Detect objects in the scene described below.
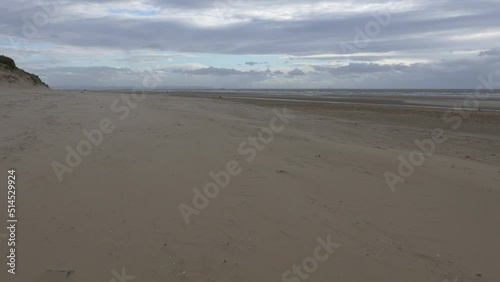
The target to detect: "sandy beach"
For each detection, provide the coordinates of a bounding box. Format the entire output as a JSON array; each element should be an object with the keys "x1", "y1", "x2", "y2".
[{"x1": 1, "y1": 88, "x2": 499, "y2": 282}]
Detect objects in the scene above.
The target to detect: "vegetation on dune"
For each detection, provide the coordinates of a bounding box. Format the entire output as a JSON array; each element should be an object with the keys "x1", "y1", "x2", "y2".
[
  {"x1": 25, "y1": 70, "x2": 49, "y2": 87},
  {"x1": 0, "y1": 55, "x2": 17, "y2": 70},
  {"x1": 0, "y1": 54, "x2": 49, "y2": 88}
]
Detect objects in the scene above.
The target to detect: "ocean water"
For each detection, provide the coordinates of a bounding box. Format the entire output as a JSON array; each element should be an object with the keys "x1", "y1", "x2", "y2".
[{"x1": 167, "y1": 89, "x2": 500, "y2": 98}]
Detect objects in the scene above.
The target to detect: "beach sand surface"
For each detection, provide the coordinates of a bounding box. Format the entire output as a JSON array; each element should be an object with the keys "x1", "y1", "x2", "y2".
[{"x1": 0, "y1": 88, "x2": 499, "y2": 282}]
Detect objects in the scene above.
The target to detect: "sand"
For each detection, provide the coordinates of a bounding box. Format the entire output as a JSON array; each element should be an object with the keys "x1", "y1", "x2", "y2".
[
  {"x1": 0, "y1": 88, "x2": 499, "y2": 282},
  {"x1": 0, "y1": 66, "x2": 49, "y2": 89}
]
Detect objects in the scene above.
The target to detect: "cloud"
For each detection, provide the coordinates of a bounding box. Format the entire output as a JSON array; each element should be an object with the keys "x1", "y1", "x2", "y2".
[
  {"x1": 1, "y1": 0, "x2": 499, "y2": 88},
  {"x1": 313, "y1": 63, "x2": 408, "y2": 75},
  {"x1": 36, "y1": 54, "x2": 500, "y2": 89},
  {"x1": 479, "y1": 48, "x2": 500, "y2": 57},
  {"x1": 309, "y1": 55, "x2": 500, "y2": 88},
  {"x1": 4, "y1": 0, "x2": 498, "y2": 55},
  {"x1": 173, "y1": 66, "x2": 265, "y2": 76},
  {"x1": 245, "y1": 61, "x2": 267, "y2": 66},
  {"x1": 108, "y1": 8, "x2": 160, "y2": 16},
  {"x1": 288, "y1": 69, "x2": 305, "y2": 76}
]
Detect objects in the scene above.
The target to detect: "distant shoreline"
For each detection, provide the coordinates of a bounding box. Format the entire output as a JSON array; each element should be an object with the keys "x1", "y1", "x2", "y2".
[
  {"x1": 52, "y1": 88, "x2": 500, "y2": 111},
  {"x1": 165, "y1": 90, "x2": 500, "y2": 112}
]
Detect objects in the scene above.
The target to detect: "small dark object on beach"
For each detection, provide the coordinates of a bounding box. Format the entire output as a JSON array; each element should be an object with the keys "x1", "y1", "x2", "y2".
[{"x1": 47, "y1": 269, "x2": 75, "y2": 278}]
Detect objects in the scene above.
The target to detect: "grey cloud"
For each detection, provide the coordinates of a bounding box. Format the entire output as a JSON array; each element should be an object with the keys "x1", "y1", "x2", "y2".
[
  {"x1": 245, "y1": 61, "x2": 267, "y2": 66},
  {"x1": 310, "y1": 56, "x2": 500, "y2": 88},
  {"x1": 173, "y1": 67, "x2": 265, "y2": 76},
  {"x1": 479, "y1": 48, "x2": 500, "y2": 57},
  {"x1": 3, "y1": 0, "x2": 499, "y2": 55},
  {"x1": 37, "y1": 54, "x2": 500, "y2": 89},
  {"x1": 288, "y1": 69, "x2": 305, "y2": 76},
  {"x1": 2, "y1": 0, "x2": 499, "y2": 88},
  {"x1": 313, "y1": 63, "x2": 408, "y2": 75}
]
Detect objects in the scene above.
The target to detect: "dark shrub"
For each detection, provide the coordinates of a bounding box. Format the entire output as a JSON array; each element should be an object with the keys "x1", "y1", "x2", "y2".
[{"x1": 0, "y1": 55, "x2": 17, "y2": 70}]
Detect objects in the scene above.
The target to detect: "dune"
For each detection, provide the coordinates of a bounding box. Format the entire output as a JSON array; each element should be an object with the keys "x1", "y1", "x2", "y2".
[{"x1": 0, "y1": 55, "x2": 49, "y2": 89}]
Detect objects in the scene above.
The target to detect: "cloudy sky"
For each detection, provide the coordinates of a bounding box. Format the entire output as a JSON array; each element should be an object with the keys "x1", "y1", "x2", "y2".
[{"x1": 1, "y1": 0, "x2": 499, "y2": 89}]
